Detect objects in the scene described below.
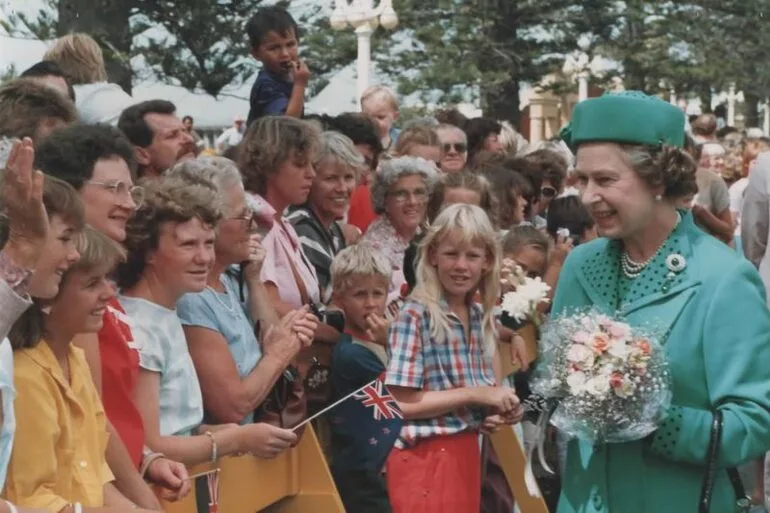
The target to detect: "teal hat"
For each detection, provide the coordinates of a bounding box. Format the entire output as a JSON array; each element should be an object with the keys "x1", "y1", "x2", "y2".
[{"x1": 560, "y1": 91, "x2": 685, "y2": 152}]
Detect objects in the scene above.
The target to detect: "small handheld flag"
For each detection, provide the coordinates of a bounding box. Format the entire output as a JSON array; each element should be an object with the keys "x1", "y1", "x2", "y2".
[
  {"x1": 292, "y1": 374, "x2": 402, "y2": 430},
  {"x1": 353, "y1": 378, "x2": 403, "y2": 420}
]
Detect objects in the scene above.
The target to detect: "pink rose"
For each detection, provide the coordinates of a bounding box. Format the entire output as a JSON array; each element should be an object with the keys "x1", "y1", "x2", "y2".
[
  {"x1": 634, "y1": 339, "x2": 652, "y2": 356},
  {"x1": 590, "y1": 333, "x2": 610, "y2": 354},
  {"x1": 609, "y1": 371, "x2": 624, "y2": 389}
]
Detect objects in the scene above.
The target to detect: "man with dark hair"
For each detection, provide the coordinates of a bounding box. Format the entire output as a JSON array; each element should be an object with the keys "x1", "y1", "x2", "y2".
[
  {"x1": 20, "y1": 60, "x2": 76, "y2": 102},
  {"x1": 181, "y1": 114, "x2": 204, "y2": 151},
  {"x1": 117, "y1": 99, "x2": 194, "y2": 178},
  {"x1": 0, "y1": 78, "x2": 77, "y2": 142},
  {"x1": 245, "y1": 5, "x2": 308, "y2": 123}
]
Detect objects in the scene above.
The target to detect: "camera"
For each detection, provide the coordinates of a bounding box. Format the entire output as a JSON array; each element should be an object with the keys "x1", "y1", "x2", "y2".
[
  {"x1": 557, "y1": 227, "x2": 581, "y2": 247},
  {"x1": 308, "y1": 302, "x2": 345, "y2": 333}
]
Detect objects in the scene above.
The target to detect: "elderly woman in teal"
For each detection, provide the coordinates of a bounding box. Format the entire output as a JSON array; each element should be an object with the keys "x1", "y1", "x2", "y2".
[{"x1": 552, "y1": 91, "x2": 770, "y2": 513}]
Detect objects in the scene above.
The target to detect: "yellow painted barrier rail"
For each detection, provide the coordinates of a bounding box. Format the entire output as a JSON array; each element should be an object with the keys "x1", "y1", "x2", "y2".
[
  {"x1": 490, "y1": 426, "x2": 550, "y2": 513},
  {"x1": 161, "y1": 425, "x2": 345, "y2": 513}
]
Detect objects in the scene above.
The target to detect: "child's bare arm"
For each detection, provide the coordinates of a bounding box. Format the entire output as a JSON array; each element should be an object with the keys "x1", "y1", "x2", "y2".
[{"x1": 389, "y1": 384, "x2": 518, "y2": 420}]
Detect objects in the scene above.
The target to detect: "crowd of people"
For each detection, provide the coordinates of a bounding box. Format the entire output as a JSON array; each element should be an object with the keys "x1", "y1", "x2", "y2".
[{"x1": 2, "y1": 4, "x2": 770, "y2": 513}]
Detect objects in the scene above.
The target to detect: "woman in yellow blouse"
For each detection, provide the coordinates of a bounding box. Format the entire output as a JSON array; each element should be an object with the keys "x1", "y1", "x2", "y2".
[{"x1": 6, "y1": 226, "x2": 157, "y2": 513}]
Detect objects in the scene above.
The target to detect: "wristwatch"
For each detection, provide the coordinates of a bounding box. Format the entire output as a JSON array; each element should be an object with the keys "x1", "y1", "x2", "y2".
[{"x1": 0, "y1": 250, "x2": 32, "y2": 298}]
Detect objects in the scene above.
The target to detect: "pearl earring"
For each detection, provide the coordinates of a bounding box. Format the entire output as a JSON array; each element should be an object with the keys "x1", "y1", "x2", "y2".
[{"x1": 655, "y1": 194, "x2": 663, "y2": 202}]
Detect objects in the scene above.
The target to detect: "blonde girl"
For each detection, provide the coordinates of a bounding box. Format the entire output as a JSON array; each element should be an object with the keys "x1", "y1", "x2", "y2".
[{"x1": 384, "y1": 203, "x2": 521, "y2": 513}]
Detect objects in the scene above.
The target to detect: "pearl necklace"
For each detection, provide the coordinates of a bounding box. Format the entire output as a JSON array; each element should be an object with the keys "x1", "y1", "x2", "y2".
[{"x1": 620, "y1": 213, "x2": 682, "y2": 279}]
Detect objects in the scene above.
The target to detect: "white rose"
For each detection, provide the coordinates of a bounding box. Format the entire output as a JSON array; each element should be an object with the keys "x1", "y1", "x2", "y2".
[
  {"x1": 566, "y1": 371, "x2": 587, "y2": 394},
  {"x1": 607, "y1": 340, "x2": 630, "y2": 360},
  {"x1": 584, "y1": 375, "x2": 611, "y2": 398}
]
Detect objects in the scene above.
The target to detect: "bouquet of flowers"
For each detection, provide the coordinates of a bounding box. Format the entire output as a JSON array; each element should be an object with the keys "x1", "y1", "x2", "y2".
[
  {"x1": 531, "y1": 309, "x2": 671, "y2": 443},
  {"x1": 499, "y1": 259, "x2": 550, "y2": 330}
]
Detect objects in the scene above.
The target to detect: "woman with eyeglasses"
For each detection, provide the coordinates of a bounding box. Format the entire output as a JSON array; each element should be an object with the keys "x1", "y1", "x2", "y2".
[
  {"x1": 362, "y1": 156, "x2": 439, "y2": 305},
  {"x1": 436, "y1": 124, "x2": 468, "y2": 173},
  {"x1": 168, "y1": 157, "x2": 317, "y2": 426},
  {"x1": 36, "y1": 125, "x2": 191, "y2": 507}
]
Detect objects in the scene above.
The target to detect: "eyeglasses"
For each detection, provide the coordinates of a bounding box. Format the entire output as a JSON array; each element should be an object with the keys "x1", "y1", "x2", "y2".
[
  {"x1": 85, "y1": 180, "x2": 144, "y2": 207},
  {"x1": 442, "y1": 142, "x2": 468, "y2": 154},
  {"x1": 541, "y1": 186, "x2": 558, "y2": 198},
  {"x1": 225, "y1": 210, "x2": 258, "y2": 230},
  {"x1": 388, "y1": 188, "x2": 428, "y2": 204}
]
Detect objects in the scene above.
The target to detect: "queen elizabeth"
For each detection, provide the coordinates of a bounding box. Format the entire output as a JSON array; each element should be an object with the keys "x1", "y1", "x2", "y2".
[{"x1": 552, "y1": 91, "x2": 770, "y2": 513}]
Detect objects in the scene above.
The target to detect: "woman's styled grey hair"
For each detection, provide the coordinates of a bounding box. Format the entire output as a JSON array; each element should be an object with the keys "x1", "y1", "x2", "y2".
[
  {"x1": 371, "y1": 156, "x2": 440, "y2": 214},
  {"x1": 315, "y1": 131, "x2": 366, "y2": 179},
  {"x1": 166, "y1": 156, "x2": 243, "y2": 214}
]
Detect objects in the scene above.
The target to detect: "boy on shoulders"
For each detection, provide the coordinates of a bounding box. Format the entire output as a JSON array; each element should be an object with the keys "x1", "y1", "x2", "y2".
[{"x1": 245, "y1": 6, "x2": 310, "y2": 124}]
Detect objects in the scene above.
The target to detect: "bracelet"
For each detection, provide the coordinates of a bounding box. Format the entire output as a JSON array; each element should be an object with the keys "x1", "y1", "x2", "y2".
[
  {"x1": 3, "y1": 501, "x2": 16, "y2": 513},
  {"x1": 139, "y1": 451, "x2": 166, "y2": 478},
  {"x1": 68, "y1": 503, "x2": 82, "y2": 513},
  {"x1": 204, "y1": 430, "x2": 217, "y2": 463}
]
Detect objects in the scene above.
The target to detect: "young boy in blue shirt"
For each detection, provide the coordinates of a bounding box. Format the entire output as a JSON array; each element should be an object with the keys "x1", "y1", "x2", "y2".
[
  {"x1": 245, "y1": 6, "x2": 310, "y2": 124},
  {"x1": 329, "y1": 244, "x2": 395, "y2": 513}
]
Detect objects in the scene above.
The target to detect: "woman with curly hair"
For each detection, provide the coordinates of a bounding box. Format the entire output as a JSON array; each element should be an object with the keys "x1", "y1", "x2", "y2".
[
  {"x1": 118, "y1": 174, "x2": 309, "y2": 466},
  {"x1": 362, "y1": 156, "x2": 439, "y2": 305}
]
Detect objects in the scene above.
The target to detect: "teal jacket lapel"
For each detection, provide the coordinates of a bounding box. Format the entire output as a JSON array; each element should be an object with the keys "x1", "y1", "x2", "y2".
[{"x1": 574, "y1": 212, "x2": 702, "y2": 341}]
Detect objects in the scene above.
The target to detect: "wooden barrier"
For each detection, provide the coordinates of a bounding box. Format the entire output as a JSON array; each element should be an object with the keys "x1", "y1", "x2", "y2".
[
  {"x1": 490, "y1": 426, "x2": 549, "y2": 513},
  {"x1": 161, "y1": 425, "x2": 344, "y2": 513}
]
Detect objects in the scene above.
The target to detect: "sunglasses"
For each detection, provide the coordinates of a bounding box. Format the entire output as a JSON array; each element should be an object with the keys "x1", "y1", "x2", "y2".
[
  {"x1": 442, "y1": 142, "x2": 468, "y2": 153},
  {"x1": 541, "y1": 186, "x2": 558, "y2": 198}
]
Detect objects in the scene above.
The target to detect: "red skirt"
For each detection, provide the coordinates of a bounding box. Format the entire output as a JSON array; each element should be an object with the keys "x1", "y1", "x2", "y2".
[{"x1": 386, "y1": 432, "x2": 480, "y2": 513}]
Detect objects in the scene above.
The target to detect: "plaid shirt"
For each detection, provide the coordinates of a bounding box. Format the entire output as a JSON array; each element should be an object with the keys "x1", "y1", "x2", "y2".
[{"x1": 385, "y1": 299, "x2": 495, "y2": 448}]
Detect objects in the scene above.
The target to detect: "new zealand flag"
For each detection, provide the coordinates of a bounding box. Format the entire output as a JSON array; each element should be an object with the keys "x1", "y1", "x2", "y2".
[{"x1": 329, "y1": 375, "x2": 403, "y2": 471}]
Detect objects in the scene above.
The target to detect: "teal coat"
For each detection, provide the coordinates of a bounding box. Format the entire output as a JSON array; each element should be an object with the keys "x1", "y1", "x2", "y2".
[{"x1": 552, "y1": 212, "x2": 770, "y2": 513}]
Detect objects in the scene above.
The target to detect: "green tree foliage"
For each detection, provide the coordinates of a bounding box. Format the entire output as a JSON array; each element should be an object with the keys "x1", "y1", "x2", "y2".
[
  {"x1": 4, "y1": 0, "x2": 770, "y2": 125},
  {"x1": 132, "y1": 0, "x2": 293, "y2": 97},
  {"x1": 1, "y1": 0, "x2": 288, "y2": 96},
  {"x1": 301, "y1": 0, "x2": 620, "y2": 125}
]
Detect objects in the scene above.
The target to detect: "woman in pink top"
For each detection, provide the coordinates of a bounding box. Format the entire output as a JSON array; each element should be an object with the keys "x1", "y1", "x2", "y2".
[{"x1": 239, "y1": 117, "x2": 339, "y2": 345}]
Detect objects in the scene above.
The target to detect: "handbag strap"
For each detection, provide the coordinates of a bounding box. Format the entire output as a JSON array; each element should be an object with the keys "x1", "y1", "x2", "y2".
[
  {"x1": 279, "y1": 228, "x2": 314, "y2": 306},
  {"x1": 699, "y1": 409, "x2": 752, "y2": 513}
]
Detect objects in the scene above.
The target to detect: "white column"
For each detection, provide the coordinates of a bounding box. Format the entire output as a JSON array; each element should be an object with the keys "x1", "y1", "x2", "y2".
[
  {"x1": 764, "y1": 99, "x2": 770, "y2": 136},
  {"x1": 577, "y1": 71, "x2": 589, "y2": 102},
  {"x1": 669, "y1": 89, "x2": 676, "y2": 106},
  {"x1": 727, "y1": 83, "x2": 737, "y2": 127},
  {"x1": 355, "y1": 23, "x2": 373, "y2": 110}
]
